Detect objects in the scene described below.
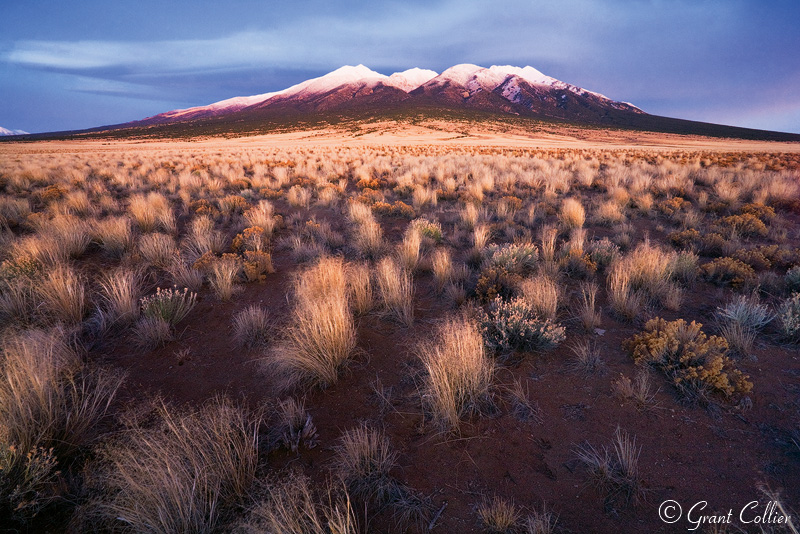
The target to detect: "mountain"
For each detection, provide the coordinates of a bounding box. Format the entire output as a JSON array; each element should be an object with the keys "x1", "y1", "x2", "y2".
[
  {"x1": 0, "y1": 126, "x2": 28, "y2": 136},
  {"x1": 24, "y1": 64, "x2": 800, "y2": 142},
  {"x1": 130, "y1": 63, "x2": 646, "y2": 128}
]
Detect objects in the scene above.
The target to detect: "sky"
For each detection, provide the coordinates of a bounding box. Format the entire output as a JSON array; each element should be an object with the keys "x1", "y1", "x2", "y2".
[{"x1": 1, "y1": 0, "x2": 799, "y2": 134}]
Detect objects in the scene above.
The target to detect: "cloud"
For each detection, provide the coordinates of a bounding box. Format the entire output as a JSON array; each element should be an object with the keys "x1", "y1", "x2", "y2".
[{"x1": 2, "y1": 0, "x2": 798, "y2": 132}]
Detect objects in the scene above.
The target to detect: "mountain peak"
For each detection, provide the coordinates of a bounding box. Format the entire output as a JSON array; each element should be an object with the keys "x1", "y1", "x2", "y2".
[{"x1": 0, "y1": 126, "x2": 28, "y2": 136}]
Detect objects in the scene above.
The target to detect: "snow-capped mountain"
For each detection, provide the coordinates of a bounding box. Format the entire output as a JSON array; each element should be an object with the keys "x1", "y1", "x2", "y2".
[
  {"x1": 134, "y1": 63, "x2": 642, "y2": 127},
  {"x1": 0, "y1": 126, "x2": 28, "y2": 136}
]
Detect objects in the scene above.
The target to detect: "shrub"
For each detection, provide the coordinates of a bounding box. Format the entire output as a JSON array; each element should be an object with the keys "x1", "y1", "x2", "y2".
[
  {"x1": 242, "y1": 250, "x2": 275, "y2": 282},
  {"x1": 475, "y1": 267, "x2": 521, "y2": 304},
  {"x1": 778, "y1": 293, "x2": 800, "y2": 342},
  {"x1": 416, "y1": 315, "x2": 494, "y2": 431},
  {"x1": 784, "y1": 266, "x2": 800, "y2": 293},
  {"x1": 480, "y1": 296, "x2": 565, "y2": 354},
  {"x1": 668, "y1": 228, "x2": 700, "y2": 250},
  {"x1": 484, "y1": 242, "x2": 538, "y2": 275},
  {"x1": 699, "y1": 232, "x2": 728, "y2": 257},
  {"x1": 701, "y1": 257, "x2": 756, "y2": 289},
  {"x1": 587, "y1": 237, "x2": 620, "y2": 270},
  {"x1": 623, "y1": 317, "x2": 752, "y2": 399},
  {"x1": 408, "y1": 217, "x2": 444, "y2": 243},
  {"x1": 732, "y1": 249, "x2": 772, "y2": 271},
  {"x1": 0, "y1": 444, "x2": 59, "y2": 522},
  {"x1": 140, "y1": 287, "x2": 197, "y2": 326},
  {"x1": 719, "y1": 213, "x2": 768, "y2": 238}
]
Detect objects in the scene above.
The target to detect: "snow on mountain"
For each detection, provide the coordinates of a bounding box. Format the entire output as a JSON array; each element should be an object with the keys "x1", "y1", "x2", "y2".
[
  {"x1": 278, "y1": 64, "x2": 388, "y2": 100},
  {"x1": 386, "y1": 68, "x2": 438, "y2": 91},
  {"x1": 140, "y1": 62, "x2": 641, "y2": 125},
  {"x1": 0, "y1": 126, "x2": 28, "y2": 136}
]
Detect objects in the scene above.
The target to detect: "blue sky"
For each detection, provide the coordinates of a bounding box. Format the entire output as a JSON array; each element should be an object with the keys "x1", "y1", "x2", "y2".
[{"x1": 2, "y1": 0, "x2": 799, "y2": 134}]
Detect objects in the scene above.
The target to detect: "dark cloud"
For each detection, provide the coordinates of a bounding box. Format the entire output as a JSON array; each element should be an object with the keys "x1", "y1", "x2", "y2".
[{"x1": 1, "y1": 0, "x2": 798, "y2": 133}]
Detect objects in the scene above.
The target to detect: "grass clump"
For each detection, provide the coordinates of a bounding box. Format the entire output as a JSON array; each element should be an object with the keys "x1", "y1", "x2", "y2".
[
  {"x1": 375, "y1": 257, "x2": 414, "y2": 327},
  {"x1": 95, "y1": 398, "x2": 261, "y2": 534},
  {"x1": 233, "y1": 305, "x2": 271, "y2": 348},
  {"x1": 575, "y1": 427, "x2": 643, "y2": 509},
  {"x1": 417, "y1": 315, "x2": 495, "y2": 432},
  {"x1": 624, "y1": 317, "x2": 752, "y2": 400},
  {"x1": 477, "y1": 496, "x2": 519, "y2": 533},
  {"x1": 269, "y1": 256, "x2": 356, "y2": 391},
  {"x1": 239, "y1": 474, "x2": 356, "y2": 534},
  {"x1": 0, "y1": 329, "x2": 121, "y2": 522},
  {"x1": 333, "y1": 424, "x2": 399, "y2": 505}
]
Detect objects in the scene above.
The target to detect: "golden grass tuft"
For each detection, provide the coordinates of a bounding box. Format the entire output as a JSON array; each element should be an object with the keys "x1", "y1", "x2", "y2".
[
  {"x1": 269, "y1": 257, "x2": 357, "y2": 391},
  {"x1": 416, "y1": 315, "x2": 494, "y2": 432}
]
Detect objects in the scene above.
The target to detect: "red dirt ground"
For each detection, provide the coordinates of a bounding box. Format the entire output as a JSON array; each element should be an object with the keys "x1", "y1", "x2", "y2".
[{"x1": 94, "y1": 197, "x2": 800, "y2": 534}]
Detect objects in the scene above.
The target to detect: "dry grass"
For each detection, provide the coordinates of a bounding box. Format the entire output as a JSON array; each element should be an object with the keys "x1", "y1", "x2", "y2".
[
  {"x1": 36, "y1": 264, "x2": 86, "y2": 324},
  {"x1": 138, "y1": 232, "x2": 177, "y2": 269},
  {"x1": 240, "y1": 474, "x2": 356, "y2": 534},
  {"x1": 210, "y1": 255, "x2": 243, "y2": 301},
  {"x1": 576, "y1": 281, "x2": 602, "y2": 331},
  {"x1": 375, "y1": 257, "x2": 414, "y2": 327},
  {"x1": 477, "y1": 496, "x2": 519, "y2": 534},
  {"x1": 397, "y1": 226, "x2": 422, "y2": 272},
  {"x1": 128, "y1": 192, "x2": 175, "y2": 233},
  {"x1": 519, "y1": 274, "x2": 560, "y2": 321},
  {"x1": 233, "y1": 305, "x2": 271, "y2": 348},
  {"x1": 575, "y1": 426, "x2": 643, "y2": 507},
  {"x1": 269, "y1": 257, "x2": 357, "y2": 391},
  {"x1": 96, "y1": 398, "x2": 261, "y2": 533},
  {"x1": 612, "y1": 371, "x2": 658, "y2": 409},
  {"x1": 346, "y1": 262, "x2": 373, "y2": 316},
  {"x1": 432, "y1": 248, "x2": 454, "y2": 292},
  {"x1": 416, "y1": 315, "x2": 494, "y2": 432},
  {"x1": 559, "y1": 197, "x2": 586, "y2": 229},
  {"x1": 333, "y1": 424, "x2": 399, "y2": 504},
  {"x1": 0, "y1": 329, "x2": 122, "y2": 459},
  {"x1": 98, "y1": 267, "x2": 142, "y2": 325},
  {"x1": 92, "y1": 216, "x2": 133, "y2": 257}
]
